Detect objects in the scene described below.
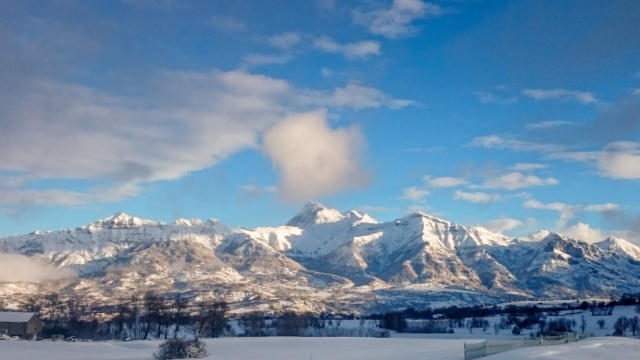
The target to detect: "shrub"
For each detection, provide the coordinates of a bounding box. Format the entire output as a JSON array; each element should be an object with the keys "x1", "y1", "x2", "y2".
[
  {"x1": 153, "y1": 339, "x2": 207, "y2": 360},
  {"x1": 512, "y1": 326, "x2": 521, "y2": 335}
]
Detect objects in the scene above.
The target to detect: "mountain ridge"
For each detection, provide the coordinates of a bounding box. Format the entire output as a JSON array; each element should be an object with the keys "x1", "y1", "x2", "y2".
[{"x1": 1, "y1": 203, "x2": 639, "y2": 313}]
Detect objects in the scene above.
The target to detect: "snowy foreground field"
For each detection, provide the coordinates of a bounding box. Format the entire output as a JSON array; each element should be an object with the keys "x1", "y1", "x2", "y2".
[{"x1": 0, "y1": 337, "x2": 638, "y2": 360}]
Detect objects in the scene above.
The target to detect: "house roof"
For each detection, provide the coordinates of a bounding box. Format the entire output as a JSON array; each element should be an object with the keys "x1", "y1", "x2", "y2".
[{"x1": 0, "y1": 311, "x2": 35, "y2": 323}]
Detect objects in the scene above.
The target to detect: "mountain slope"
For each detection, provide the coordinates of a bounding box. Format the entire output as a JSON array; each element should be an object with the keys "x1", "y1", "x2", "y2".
[{"x1": 1, "y1": 204, "x2": 639, "y2": 313}]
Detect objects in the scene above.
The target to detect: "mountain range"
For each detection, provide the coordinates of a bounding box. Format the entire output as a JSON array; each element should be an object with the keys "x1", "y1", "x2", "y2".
[{"x1": 1, "y1": 202, "x2": 639, "y2": 314}]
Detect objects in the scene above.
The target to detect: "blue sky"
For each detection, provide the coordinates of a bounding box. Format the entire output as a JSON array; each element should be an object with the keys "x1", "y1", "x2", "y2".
[{"x1": 1, "y1": 0, "x2": 640, "y2": 243}]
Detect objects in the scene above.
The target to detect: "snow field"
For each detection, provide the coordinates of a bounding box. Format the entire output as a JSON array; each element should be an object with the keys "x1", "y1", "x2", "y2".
[{"x1": 1, "y1": 336, "x2": 638, "y2": 360}]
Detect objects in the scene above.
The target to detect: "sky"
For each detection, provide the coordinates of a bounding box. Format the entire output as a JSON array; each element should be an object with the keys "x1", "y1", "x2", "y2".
[{"x1": 1, "y1": 0, "x2": 640, "y2": 243}]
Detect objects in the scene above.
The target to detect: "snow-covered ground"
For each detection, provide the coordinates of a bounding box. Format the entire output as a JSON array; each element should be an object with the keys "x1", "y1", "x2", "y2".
[
  {"x1": 485, "y1": 337, "x2": 640, "y2": 359},
  {"x1": 0, "y1": 337, "x2": 468, "y2": 360},
  {"x1": 1, "y1": 336, "x2": 638, "y2": 360}
]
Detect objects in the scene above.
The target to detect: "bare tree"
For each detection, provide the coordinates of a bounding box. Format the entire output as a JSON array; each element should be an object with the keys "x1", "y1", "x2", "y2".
[
  {"x1": 143, "y1": 292, "x2": 163, "y2": 340},
  {"x1": 243, "y1": 312, "x2": 265, "y2": 337},
  {"x1": 172, "y1": 296, "x2": 189, "y2": 338},
  {"x1": 629, "y1": 316, "x2": 639, "y2": 336}
]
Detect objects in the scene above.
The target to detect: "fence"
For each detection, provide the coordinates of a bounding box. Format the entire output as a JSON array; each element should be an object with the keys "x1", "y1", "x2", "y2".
[{"x1": 464, "y1": 333, "x2": 581, "y2": 360}]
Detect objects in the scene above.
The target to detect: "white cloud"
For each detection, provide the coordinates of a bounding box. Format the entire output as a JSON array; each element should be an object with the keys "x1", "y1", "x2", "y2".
[
  {"x1": 239, "y1": 184, "x2": 276, "y2": 199},
  {"x1": 0, "y1": 253, "x2": 75, "y2": 282},
  {"x1": 523, "y1": 199, "x2": 620, "y2": 229},
  {"x1": 483, "y1": 217, "x2": 523, "y2": 234},
  {"x1": 425, "y1": 176, "x2": 467, "y2": 188},
  {"x1": 483, "y1": 171, "x2": 558, "y2": 190},
  {"x1": 402, "y1": 186, "x2": 430, "y2": 202},
  {"x1": 522, "y1": 88, "x2": 597, "y2": 104},
  {"x1": 453, "y1": 190, "x2": 498, "y2": 204},
  {"x1": 551, "y1": 142, "x2": 640, "y2": 180},
  {"x1": 317, "y1": 81, "x2": 414, "y2": 110},
  {"x1": 523, "y1": 199, "x2": 575, "y2": 229},
  {"x1": 0, "y1": 70, "x2": 411, "y2": 208},
  {"x1": 207, "y1": 15, "x2": 247, "y2": 32},
  {"x1": 470, "y1": 135, "x2": 563, "y2": 153},
  {"x1": 512, "y1": 163, "x2": 548, "y2": 171},
  {"x1": 357, "y1": 205, "x2": 387, "y2": 213},
  {"x1": 262, "y1": 110, "x2": 368, "y2": 201},
  {"x1": 240, "y1": 53, "x2": 292, "y2": 68},
  {"x1": 353, "y1": 0, "x2": 442, "y2": 38},
  {"x1": 313, "y1": 37, "x2": 381, "y2": 59},
  {"x1": 526, "y1": 120, "x2": 574, "y2": 130},
  {"x1": 563, "y1": 222, "x2": 608, "y2": 243},
  {"x1": 475, "y1": 91, "x2": 518, "y2": 105},
  {"x1": 267, "y1": 32, "x2": 302, "y2": 49}
]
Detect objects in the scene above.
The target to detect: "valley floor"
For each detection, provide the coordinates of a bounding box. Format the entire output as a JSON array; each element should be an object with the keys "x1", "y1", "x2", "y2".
[{"x1": 0, "y1": 336, "x2": 638, "y2": 360}]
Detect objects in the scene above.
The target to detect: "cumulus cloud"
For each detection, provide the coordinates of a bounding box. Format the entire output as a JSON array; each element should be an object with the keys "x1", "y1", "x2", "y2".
[
  {"x1": 562, "y1": 222, "x2": 608, "y2": 243},
  {"x1": 0, "y1": 253, "x2": 75, "y2": 282},
  {"x1": 470, "y1": 135, "x2": 563, "y2": 153},
  {"x1": 551, "y1": 142, "x2": 640, "y2": 180},
  {"x1": 313, "y1": 37, "x2": 381, "y2": 59},
  {"x1": 425, "y1": 176, "x2": 467, "y2": 188},
  {"x1": 353, "y1": 0, "x2": 442, "y2": 38},
  {"x1": 483, "y1": 172, "x2": 558, "y2": 190},
  {"x1": 262, "y1": 110, "x2": 368, "y2": 201},
  {"x1": 483, "y1": 217, "x2": 523, "y2": 234},
  {"x1": 402, "y1": 186, "x2": 430, "y2": 202},
  {"x1": 453, "y1": 190, "x2": 498, "y2": 204},
  {"x1": 522, "y1": 88, "x2": 597, "y2": 104}
]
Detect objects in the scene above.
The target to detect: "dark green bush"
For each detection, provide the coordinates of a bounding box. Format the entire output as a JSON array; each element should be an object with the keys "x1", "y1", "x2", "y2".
[{"x1": 153, "y1": 339, "x2": 207, "y2": 360}]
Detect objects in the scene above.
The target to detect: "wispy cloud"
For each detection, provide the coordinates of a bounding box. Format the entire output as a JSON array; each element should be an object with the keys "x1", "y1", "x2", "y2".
[
  {"x1": 0, "y1": 69, "x2": 409, "y2": 208},
  {"x1": 511, "y1": 163, "x2": 547, "y2": 171},
  {"x1": 523, "y1": 199, "x2": 620, "y2": 229},
  {"x1": 240, "y1": 53, "x2": 292, "y2": 68},
  {"x1": 550, "y1": 141, "x2": 640, "y2": 180},
  {"x1": 470, "y1": 135, "x2": 563, "y2": 153},
  {"x1": 483, "y1": 172, "x2": 558, "y2": 190},
  {"x1": 522, "y1": 88, "x2": 597, "y2": 105},
  {"x1": 402, "y1": 186, "x2": 430, "y2": 202},
  {"x1": 425, "y1": 176, "x2": 467, "y2": 188},
  {"x1": 206, "y1": 15, "x2": 247, "y2": 32},
  {"x1": 353, "y1": 0, "x2": 442, "y2": 38},
  {"x1": 526, "y1": 120, "x2": 574, "y2": 130},
  {"x1": 474, "y1": 91, "x2": 518, "y2": 105},
  {"x1": 483, "y1": 217, "x2": 522, "y2": 234},
  {"x1": 313, "y1": 36, "x2": 381, "y2": 60},
  {"x1": 267, "y1": 32, "x2": 302, "y2": 50},
  {"x1": 453, "y1": 190, "x2": 498, "y2": 204},
  {"x1": 311, "y1": 81, "x2": 415, "y2": 110}
]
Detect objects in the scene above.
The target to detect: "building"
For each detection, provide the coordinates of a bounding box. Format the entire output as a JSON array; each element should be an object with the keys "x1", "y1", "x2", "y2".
[{"x1": 0, "y1": 312, "x2": 43, "y2": 339}]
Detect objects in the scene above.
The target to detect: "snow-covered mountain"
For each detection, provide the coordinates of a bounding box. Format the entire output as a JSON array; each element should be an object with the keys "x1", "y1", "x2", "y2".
[{"x1": 1, "y1": 203, "x2": 639, "y2": 313}]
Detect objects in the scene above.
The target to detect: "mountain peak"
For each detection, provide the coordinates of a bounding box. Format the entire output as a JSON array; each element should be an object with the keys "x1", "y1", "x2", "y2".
[
  {"x1": 597, "y1": 236, "x2": 640, "y2": 260},
  {"x1": 286, "y1": 202, "x2": 345, "y2": 227},
  {"x1": 173, "y1": 218, "x2": 204, "y2": 226},
  {"x1": 89, "y1": 212, "x2": 156, "y2": 229}
]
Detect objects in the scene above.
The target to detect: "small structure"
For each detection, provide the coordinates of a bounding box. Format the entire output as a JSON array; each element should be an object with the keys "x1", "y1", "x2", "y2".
[{"x1": 0, "y1": 312, "x2": 43, "y2": 339}]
